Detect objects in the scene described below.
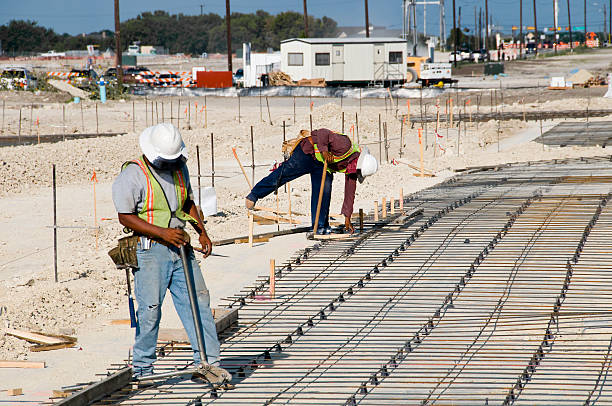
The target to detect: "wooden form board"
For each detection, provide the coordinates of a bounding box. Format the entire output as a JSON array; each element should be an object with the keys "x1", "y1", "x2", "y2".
[{"x1": 0, "y1": 360, "x2": 45, "y2": 368}]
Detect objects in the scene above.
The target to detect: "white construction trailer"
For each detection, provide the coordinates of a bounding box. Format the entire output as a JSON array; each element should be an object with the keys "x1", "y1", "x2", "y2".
[{"x1": 280, "y1": 37, "x2": 408, "y2": 87}]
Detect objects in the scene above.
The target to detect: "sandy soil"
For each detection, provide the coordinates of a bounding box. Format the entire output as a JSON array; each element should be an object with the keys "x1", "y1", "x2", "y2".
[{"x1": 1, "y1": 49, "x2": 612, "y2": 403}]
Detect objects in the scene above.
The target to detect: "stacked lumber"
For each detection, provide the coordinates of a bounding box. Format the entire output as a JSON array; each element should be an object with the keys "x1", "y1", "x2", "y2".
[
  {"x1": 268, "y1": 71, "x2": 296, "y2": 86},
  {"x1": 297, "y1": 78, "x2": 326, "y2": 87}
]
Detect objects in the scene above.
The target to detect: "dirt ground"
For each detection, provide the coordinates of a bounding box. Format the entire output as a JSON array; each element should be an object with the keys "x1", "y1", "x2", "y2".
[{"x1": 1, "y1": 48, "x2": 612, "y2": 403}]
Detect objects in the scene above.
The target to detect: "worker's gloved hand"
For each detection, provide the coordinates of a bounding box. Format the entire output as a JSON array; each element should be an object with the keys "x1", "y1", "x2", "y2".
[
  {"x1": 161, "y1": 228, "x2": 189, "y2": 247},
  {"x1": 199, "y1": 232, "x2": 213, "y2": 258},
  {"x1": 322, "y1": 151, "x2": 334, "y2": 164},
  {"x1": 344, "y1": 216, "x2": 355, "y2": 234}
]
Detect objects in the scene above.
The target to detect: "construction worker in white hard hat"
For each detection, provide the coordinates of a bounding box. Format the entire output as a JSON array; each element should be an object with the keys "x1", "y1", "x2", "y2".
[
  {"x1": 111, "y1": 123, "x2": 220, "y2": 380},
  {"x1": 245, "y1": 128, "x2": 378, "y2": 234}
]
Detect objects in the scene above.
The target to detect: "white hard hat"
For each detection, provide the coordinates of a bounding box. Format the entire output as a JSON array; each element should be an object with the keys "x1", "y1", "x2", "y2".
[
  {"x1": 356, "y1": 146, "x2": 378, "y2": 183},
  {"x1": 139, "y1": 123, "x2": 188, "y2": 163}
]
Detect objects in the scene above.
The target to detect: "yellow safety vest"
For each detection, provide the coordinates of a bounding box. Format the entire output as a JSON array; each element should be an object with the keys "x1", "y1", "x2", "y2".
[
  {"x1": 122, "y1": 156, "x2": 197, "y2": 228},
  {"x1": 313, "y1": 140, "x2": 361, "y2": 173}
]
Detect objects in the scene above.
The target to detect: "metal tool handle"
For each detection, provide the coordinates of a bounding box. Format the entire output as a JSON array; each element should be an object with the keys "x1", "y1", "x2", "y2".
[{"x1": 179, "y1": 244, "x2": 208, "y2": 365}]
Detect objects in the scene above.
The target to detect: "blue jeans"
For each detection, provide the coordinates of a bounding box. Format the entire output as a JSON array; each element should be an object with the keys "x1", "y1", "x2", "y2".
[
  {"x1": 247, "y1": 146, "x2": 332, "y2": 229},
  {"x1": 133, "y1": 242, "x2": 220, "y2": 376}
]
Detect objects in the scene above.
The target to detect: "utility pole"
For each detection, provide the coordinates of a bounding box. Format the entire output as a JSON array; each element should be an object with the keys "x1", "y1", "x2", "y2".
[
  {"x1": 412, "y1": 0, "x2": 417, "y2": 55},
  {"x1": 584, "y1": 0, "x2": 587, "y2": 39},
  {"x1": 553, "y1": 0, "x2": 558, "y2": 54},
  {"x1": 474, "y1": 6, "x2": 478, "y2": 51},
  {"x1": 114, "y1": 0, "x2": 122, "y2": 86},
  {"x1": 605, "y1": 4, "x2": 608, "y2": 44},
  {"x1": 485, "y1": 0, "x2": 489, "y2": 49},
  {"x1": 200, "y1": 3, "x2": 204, "y2": 15},
  {"x1": 365, "y1": 0, "x2": 370, "y2": 38},
  {"x1": 452, "y1": 0, "x2": 457, "y2": 66},
  {"x1": 533, "y1": 0, "x2": 538, "y2": 55},
  {"x1": 225, "y1": 0, "x2": 232, "y2": 72},
  {"x1": 519, "y1": 0, "x2": 523, "y2": 57},
  {"x1": 568, "y1": 0, "x2": 573, "y2": 49},
  {"x1": 479, "y1": 8, "x2": 482, "y2": 48},
  {"x1": 303, "y1": 0, "x2": 309, "y2": 37}
]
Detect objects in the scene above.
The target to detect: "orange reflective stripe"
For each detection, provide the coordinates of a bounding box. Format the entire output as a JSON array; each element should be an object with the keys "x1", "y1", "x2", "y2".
[
  {"x1": 131, "y1": 159, "x2": 154, "y2": 224},
  {"x1": 176, "y1": 169, "x2": 186, "y2": 201}
]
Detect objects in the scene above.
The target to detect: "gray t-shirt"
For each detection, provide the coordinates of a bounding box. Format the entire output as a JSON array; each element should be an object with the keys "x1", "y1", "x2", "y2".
[{"x1": 112, "y1": 162, "x2": 193, "y2": 228}]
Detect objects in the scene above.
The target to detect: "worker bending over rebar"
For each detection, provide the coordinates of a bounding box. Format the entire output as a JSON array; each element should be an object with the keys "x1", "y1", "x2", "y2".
[{"x1": 245, "y1": 128, "x2": 378, "y2": 235}]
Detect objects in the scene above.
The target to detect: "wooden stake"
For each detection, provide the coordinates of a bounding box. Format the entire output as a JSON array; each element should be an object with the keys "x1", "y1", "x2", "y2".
[
  {"x1": 238, "y1": 94, "x2": 241, "y2": 123},
  {"x1": 269, "y1": 259, "x2": 276, "y2": 299},
  {"x1": 250, "y1": 126, "x2": 255, "y2": 187},
  {"x1": 95, "y1": 103, "x2": 99, "y2": 136},
  {"x1": 399, "y1": 115, "x2": 404, "y2": 158},
  {"x1": 378, "y1": 114, "x2": 382, "y2": 161},
  {"x1": 91, "y1": 170, "x2": 98, "y2": 250},
  {"x1": 310, "y1": 114, "x2": 313, "y2": 132},
  {"x1": 359, "y1": 208, "x2": 364, "y2": 232},
  {"x1": 313, "y1": 161, "x2": 328, "y2": 235},
  {"x1": 383, "y1": 122, "x2": 389, "y2": 163},
  {"x1": 145, "y1": 98, "x2": 148, "y2": 126},
  {"x1": 449, "y1": 98, "x2": 453, "y2": 127},
  {"x1": 29, "y1": 104, "x2": 33, "y2": 136},
  {"x1": 211, "y1": 133, "x2": 215, "y2": 187},
  {"x1": 177, "y1": 99, "x2": 181, "y2": 129},
  {"x1": 342, "y1": 111, "x2": 345, "y2": 134},
  {"x1": 18, "y1": 107, "x2": 22, "y2": 142},
  {"x1": 196, "y1": 146, "x2": 202, "y2": 207},
  {"x1": 355, "y1": 112, "x2": 359, "y2": 143},
  {"x1": 62, "y1": 105, "x2": 65, "y2": 141},
  {"x1": 232, "y1": 147, "x2": 253, "y2": 189},
  {"x1": 131, "y1": 101, "x2": 135, "y2": 132},
  {"x1": 382, "y1": 197, "x2": 387, "y2": 218},
  {"x1": 293, "y1": 96, "x2": 296, "y2": 123},
  {"x1": 52, "y1": 164, "x2": 58, "y2": 283},
  {"x1": 399, "y1": 188, "x2": 404, "y2": 212},
  {"x1": 266, "y1": 96, "x2": 273, "y2": 125},
  {"x1": 188, "y1": 100, "x2": 191, "y2": 130},
  {"x1": 390, "y1": 197, "x2": 395, "y2": 214},
  {"x1": 418, "y1": 128, "x2": 424, "y2": 177},
  {"x1": 259, "y1": 88, "x2": 263, "y2": 122},
  {"x1": 1, "y1": 100, "x2": 4, "y2": 134}
]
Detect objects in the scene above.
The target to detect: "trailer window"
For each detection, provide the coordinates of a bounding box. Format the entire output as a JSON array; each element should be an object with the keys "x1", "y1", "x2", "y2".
[
  {"x1": 389, "y1": 52, "x2": 403, "y2": 64},
  {"x1": 288, "y1": 53, "x2": 304, "y2": 66},
  {"x1": 315, "y1": 53, "x2": 330, "y2": 66}
]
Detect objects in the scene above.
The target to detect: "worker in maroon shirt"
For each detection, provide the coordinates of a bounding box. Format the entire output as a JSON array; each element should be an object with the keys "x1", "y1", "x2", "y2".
[{"x1": 245, "y1": 128, "x2": 378, "y2": 235}]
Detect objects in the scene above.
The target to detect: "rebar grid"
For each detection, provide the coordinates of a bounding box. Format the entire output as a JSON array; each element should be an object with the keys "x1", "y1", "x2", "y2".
[{"x1": 66, "y1": 156, "x2": 612, "y2": 406}]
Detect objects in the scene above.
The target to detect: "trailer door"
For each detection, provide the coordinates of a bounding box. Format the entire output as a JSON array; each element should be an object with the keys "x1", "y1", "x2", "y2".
[
  {"x1": 373, "y1": 44, "x2": 385, "y2": 81},
  {"x1": 332, "y1": 44, "x2": 344, "y2": 81}
]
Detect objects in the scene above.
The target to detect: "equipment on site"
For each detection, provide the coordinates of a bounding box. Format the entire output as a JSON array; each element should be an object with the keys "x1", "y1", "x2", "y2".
[
  {"x1": 133, "y1": 239, "x2": 231, "y2": 386},
  {"x1": 125, "y1": 268, "x2": 137, "y2": 328},
  {"x1": 406, "y1": 57, "x2": 455, "y2": 87}
]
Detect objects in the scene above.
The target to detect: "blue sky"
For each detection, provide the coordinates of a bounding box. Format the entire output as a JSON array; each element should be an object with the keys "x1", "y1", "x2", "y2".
[{"x1": 0, "y1": 1, "x2": 609, "y2": 36}]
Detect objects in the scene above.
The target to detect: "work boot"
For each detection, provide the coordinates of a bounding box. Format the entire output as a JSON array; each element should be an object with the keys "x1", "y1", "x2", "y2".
[
  {"x1": 191, "y1": 372, "x2": 236, "y2": 390},
  {"x1": 132, "y1": 368, "x2": 156, "y2": 389}
]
